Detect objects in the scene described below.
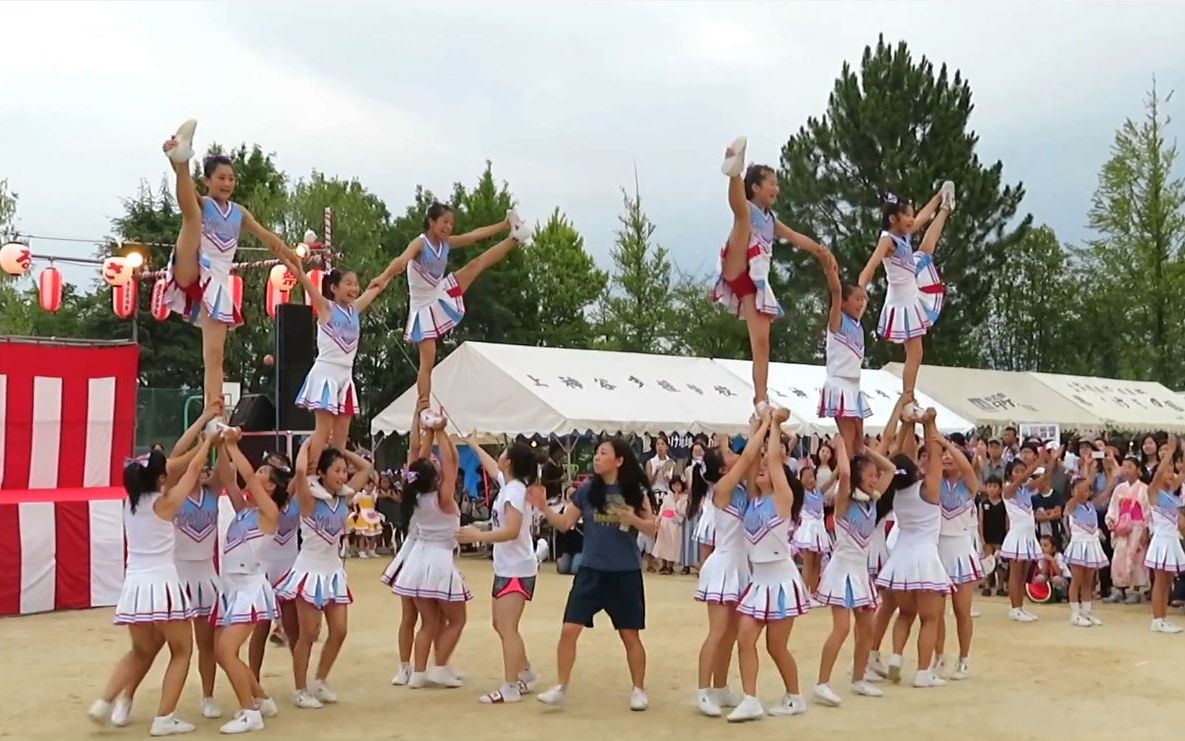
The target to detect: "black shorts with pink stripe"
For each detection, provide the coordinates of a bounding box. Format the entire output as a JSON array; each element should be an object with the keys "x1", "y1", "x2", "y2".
[{"x1": 492, "y1": 575, "x2": 537, "y2": 601}]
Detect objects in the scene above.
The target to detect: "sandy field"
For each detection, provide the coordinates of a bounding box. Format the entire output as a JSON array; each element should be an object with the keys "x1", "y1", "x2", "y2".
[{"x1": 3, "y1": 556, "x2": 1182, "y2": 741}]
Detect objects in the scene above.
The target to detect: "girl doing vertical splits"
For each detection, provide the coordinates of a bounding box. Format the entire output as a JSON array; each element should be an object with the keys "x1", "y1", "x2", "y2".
[
  {"x1": 813, "y1": 436, "x2": 896, "y2": 706},
  {"x1": 88, "y1": 419, "x2": 216, "y2": 735},
  {"x1": 858, "y1": 184, "x2": 953, "y2": 401},
  {"x1": 161, "y1": 121, "x2": 293, "y2": 406},
  {"x1": 1144, "y1": 436, "x2": 1185, "y2": 633},
  {"x1": 694, "y1": 417, "x2": 770, "y2": 718},
  {"x1": 275, "y1": 442, "x2": 372, "y2": 707},
  {"x1": 819, "y1": 252, "x2": 872, "y2": 455},
  {"x1": 714, "y1": 137, "x2": 831, "y2": 414},
  {"x1": 730, "y1": 412, "x2": 810, "y2": 722},
  {"x1": 376, "y1": 203, "x2": 534, "y2": 406}
]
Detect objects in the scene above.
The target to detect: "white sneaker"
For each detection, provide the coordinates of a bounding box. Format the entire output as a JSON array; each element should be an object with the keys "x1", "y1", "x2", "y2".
[
  {"x1": 448, "y1": 665, "x2": 467, "y2": 681},
  {"x1": 851, "y1": 680, "x2": 884, "y2": 697},
  {"x1": 1022, "y1": 608, "x2": 1040, "y2": 621},
  {"x1": 149, "y1": 714, "x2": 196, "y2": 736},
  {"x1": 511, "y1": 218, "x2": 534, "y2": 243},
  {"x1": 941, "y1": 180, "x2": 957, "y2": 211},
  {"x1": 970, "y1": 606, "x2": 982, "y2": 618},
  {"x1": 167, "y1": 120, "x2": 197, "y2": 164},
  {"x1": 812, "y1": 683, "x2": 842, "y2": 707},
  {"x1": 629, "y1": 687, "x2": 649, "y2": 711},
  {"x1": 721, "y1": 136, "x2": 748, "y2": 177},
  {"x1": 537, "y1": 685, "x2": 566, "y2": 706},
  {"x1": 391, "y1": 664, "x2": 411, "y2": 686},
  {"x1": 931, "y1": 654, "x2": 947, "y2": 676},
  {"x1": 201, "y1": 696, "x2": 223, "y2": 719},
  {"x1": 1071, "y1": 612, "x2": 1093, "y2": 627},
  {"x1": 506, "y1": 208, "x2": 524, "y2": 233},
  {"x1": 867, "y1": 656, "x2": 889, "y2": 679},
  {"x1": 293, "y1": 690, "x2": 323, "y2": 709},
  {"x1": 255, "y1": 697, "x2": 278, "y2": 718},
  {"x1": 1086, "y1": 612, "x2": 1103, "y2": 626},
  {"x1": 726, "y1": 695, "x2": 764, "y2": 722},
  {"x1": 407, "y1": 671, "x2": 429, "y2": 689},
  {"x1": 111, "y1": 697, "x2": 132, "y2": 727},
  {"x1": 767, "y1": 693, "x2": 807, "y2": 717},
  {"x1": 912, "y1": 670, "x2": 946, "y2": 688},
  {"x1": 713, "y1": 687, "x2": 743, "y2": 708},
  {"x1": 87, "y1": 699, "x2": 112, "y2": 726},
  {"x1": 862, "y1": 669, "x2": 883, "y2": 684},
  {"x1": 219, "y1": 709, "x2": 264, "y2": 735},
  {"x1": 886, "y1": 656, "x2": 903, "y2": 684},
  {"x1": 1009, "y1": 607, "x2": 1037, "y2": 623},
  {"x1": 950, "y1": 659, "x2": 970, "y2": 681},
  {"x1": 696, "y1": 689, "x2": 722, "y2": 717},
  {"x1": 1151, "y1": 618, "x2": 1184, "y2": 634},
  {"x1": 429, "y1": 665, "x2": 463, "y2": 688},
  {"x1": 310, "y1": 679, "x2": 337, "y2": 703},
  {"x1": 359, "y1": 551, "x2": 370, "y2": 559}
]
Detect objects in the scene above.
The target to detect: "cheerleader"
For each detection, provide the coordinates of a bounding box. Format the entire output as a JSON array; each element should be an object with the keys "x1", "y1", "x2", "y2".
[
  {"x1": 819, "y1": 251, "x2": 871, "y2": 455},
  {"x1": 932, "y1": 437, "x2": 982, "y2": 680},
  {"x1": 814, "y1": 437, "x2": 896, "y2": 706},
  {"x1": 729, "y1": 412, "x2": 810, "y2": 722},
  {"x1": 695, "y1": 434, "x2": 736, "y2": 561},
  {"x1": 715, "y1": 137, "x2": 831, "y2": 413},
  {"x1": 378, "y1": 202, "x2": 533, "y2": 406},
  {"x1": 248, "y1": 451, "x2": 300, "y2": 683},
  {"x1": 875, "y1": 407, "x2": 950, "y2": 688},
  {"x1": 392, "y1": 414, "x2": 472, "y2": 689},
  {"x1": 161, "y1": 121, "x2": 294, "y2": 406},
  {"x1": 289, "y1": 258, "x2": 397, "y2": 474},
  {"x1": 865, "y1": 402, "x2": 909, "y2": 681},
  {"x1": 694, "y1": 417, "x2": 770, "y2": 718},
  {"x1": 88, "y1": 426, "x2": 215, "y2": 735},
  {"x1": 857, "y1": 184, "x2": 953, "y2": 401},
  {"x1": 275, "y1": 441, "x2": 372, "y2": 707},
  {"x1": 210, "y1": 430, "x2": 293, "y2": 734},
  {"x1": 458, "y1": 441, "x2": 544, "y2": 704},
  {"x1": 1144, "y1": 435, "x2": 1185, "y2": 634},
  {"x1": 1000, "y1": 446, "x2": 1054, "y2": 623},
  {"x1": 792, "y1": 464, "x2": 833, "y2": 601},
  {"x1": 1064, "y1": 458, "x2": 1114, "y2": 628}
]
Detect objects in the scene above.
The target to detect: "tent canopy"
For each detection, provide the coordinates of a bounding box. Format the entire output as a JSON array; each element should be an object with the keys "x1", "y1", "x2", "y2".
[
  {"x1": 370, "y1": 342, "x2": 760, "y2": 439},
  {"x1": 715, "y1": 359, "x2": 974, "y2": 434},
  {"x1": 883, "y1": 363, "x2": 1104, "y2": 428},
  {"x1": 1029, "y1": 373, "x2": 1185, "y2": 432}
]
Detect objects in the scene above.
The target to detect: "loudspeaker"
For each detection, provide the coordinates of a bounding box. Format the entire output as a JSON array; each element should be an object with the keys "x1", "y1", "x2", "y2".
[
  {"x1": 229, "y1": 394, "x2": 276, "y2": 432},
  {"x1": 275, "y1": 303, "x2": 315, "y2": 431}
]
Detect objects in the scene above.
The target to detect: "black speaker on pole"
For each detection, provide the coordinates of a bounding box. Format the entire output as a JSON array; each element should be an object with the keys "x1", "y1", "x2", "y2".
[{"x1": 275, "y1": 303, "x2": 316, "y2": 431}]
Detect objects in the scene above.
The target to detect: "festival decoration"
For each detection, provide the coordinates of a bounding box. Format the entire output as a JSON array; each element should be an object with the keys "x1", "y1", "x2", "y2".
[
  {"x1": 305, "y1": 267, "x2": 325, "y2": 315},
  {"x1": 229, "y1": 274, "x2": 244, "y2": 314},
  {"x1": 101, "y1": 256, "x2": 133, "y2": 287},
  {"x1": 269, "y1": 263, "x2": 297, "y2": 292},
  {"x1": 150, "y1": 278, "x2": 170, "y2": 321},
  {"x1": 38, "y1": 267, "x2": 62, "y2": 312},
  {"x1": 112, "y1": 280, "x2": 137, "y2": 318},
  {"x1": 266, "y1": 283, "x2": 288, "y2": 319},
  {"x1": 1, "y1": 241, "x2": 32, "y2": 276}
]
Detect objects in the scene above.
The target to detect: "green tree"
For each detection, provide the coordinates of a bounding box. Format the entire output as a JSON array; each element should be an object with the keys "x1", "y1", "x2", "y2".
[
  {"x1": 0, "y1": 179, "x2": 31, "y2": 335},
  {"x1": 522, "y1": 209, "x2": 607, "y2": 348},
  {"x1": 777, "y1": 37, "x2": 1030, "y2": 368},
  {"x1": 595, "y1": 187, "x2": 675, "y2": 353},
  {"x1": 666, "y1": 269, "x2": 748, "y2": 359},
  {"x1": 1083, "y1": 83, "x2": 1185, "y2": 387}
]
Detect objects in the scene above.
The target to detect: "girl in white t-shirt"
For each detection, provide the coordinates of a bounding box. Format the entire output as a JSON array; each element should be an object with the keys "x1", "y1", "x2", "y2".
[{"x1": 460, "y1": 439, "x2": 543, "y2": 704}]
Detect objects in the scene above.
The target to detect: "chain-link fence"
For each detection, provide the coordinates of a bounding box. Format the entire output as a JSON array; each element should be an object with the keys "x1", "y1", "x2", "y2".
[{"x1": 135, "y1": 387, "x2": 202, "y2": 453}]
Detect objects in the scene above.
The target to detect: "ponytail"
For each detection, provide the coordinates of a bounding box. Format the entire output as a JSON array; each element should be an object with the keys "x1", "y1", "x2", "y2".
[{"x1": 123, "y1": 450, "x2": 167, "y2": 513}]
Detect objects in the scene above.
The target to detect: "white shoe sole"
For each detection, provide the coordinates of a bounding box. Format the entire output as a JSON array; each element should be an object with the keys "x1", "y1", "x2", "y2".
[
  {"x1": 721, "y1": 136, "x2": 747, "y2": 177},
  {"x1": 168, "y1": 119, "x2": 197, "y2": 164}
]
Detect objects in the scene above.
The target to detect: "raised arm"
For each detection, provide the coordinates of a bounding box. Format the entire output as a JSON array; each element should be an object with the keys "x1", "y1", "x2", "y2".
[
  {"x1": 435, "y1": 427, "x2": 459, "y2": 514},
  {"x1": 292, "y1": 439, "x2": 316, "y2": 516},
  {"x1": 941, "y1": 437, "x2": 981, "y2": 493},
  {"x1": 1150, "y1": 435, "x2": 1179, "y2": 493},
  {"x1": 862, "y1": 445, "x2": 898, "y2": 497},
  {"x1": 858, "y1": 235, "x2": 892, "y2": 288},
  {"x1": 352, "y1": 268, "x2": 395, "y2": 313},
  {"x1": 466, "y1": 432, "x2": 502, "y2": 484},
  {"x1": 156, "y1": 436, "x2": 214, "y2": 520},
  {"x1": 239, "y1": 207, "x2": 296, "y2": 259},
  {"x1": 824, "y1": 252, "x2": 843, "y2": 333},
  {"x1": 877, "y1": 397, "x2": 908, "y2": 456},
  {"x1": 280, "y1": 251, "x2": 332, "y2": 319},
  {"x1": 773, "y1": 221, "x2": 827, "y2": 259},
  {"x1": 224, "y1": 434, "x2": 279, "y2": 533},
  {"x1": 832, "y1": 435, "x2": 852, "y2": 517},
  {"x1": 766, "y1": 419, "x2": 795, "y2": 520},
  {"x1": 715, "y1": 417, "x2": 772, "y2": 506},
  {"x1": 341, "y1": 447, "x2": 374, "y2": 494},
  {"x1": 448, "y1": 216, "x2": 511, "y2": 249},
  {"x1": 213, "y1": 441, "x2": 247, "y2": 512},
  {"x1": 920, "y1": 410, "x2": 943, "y2": 504},
  {"x1": 167, "y1": 402, "x2": 222, "y2": 485}
]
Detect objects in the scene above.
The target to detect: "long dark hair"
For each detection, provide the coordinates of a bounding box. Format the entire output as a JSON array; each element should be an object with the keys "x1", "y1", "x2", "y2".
[
  {"x1": 588, "y1": 438, "x2": 650, "y2": 515},
  {"x1": 688, "y1": 447, "x2": 722, "y2": 520},
  {"x1": 785, "y1": 466, "x2": 805, "y2": 524},
  {"x1": 396, "y1": 458, "x2": 439, "y2": 528},
  {"x1": 505, "y1": 443, "x2": 540, "y2": 485},
  {"x1": 123, "y1": 450, "x2": 168, "y2": 513},
  {"x1": 876, "y1": 453, "x2": 920, "y2": 523}
]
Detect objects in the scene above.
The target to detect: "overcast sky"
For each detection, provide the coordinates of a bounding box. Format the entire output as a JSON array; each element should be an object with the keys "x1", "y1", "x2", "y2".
[{"x1": 2, "y1": 1, "x2": 1183, "y2": 291}]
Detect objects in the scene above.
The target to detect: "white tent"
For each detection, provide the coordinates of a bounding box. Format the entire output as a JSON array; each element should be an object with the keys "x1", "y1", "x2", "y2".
[
  {"x1": 370, "y1": 342, "x2": 759, "y2": 438},
  {"x1": 1029, "y1": 373, "x2": 1185, "y2": 432},
  {"x1": 715, "y1": 359, "x2": 975, "y2": 434}
]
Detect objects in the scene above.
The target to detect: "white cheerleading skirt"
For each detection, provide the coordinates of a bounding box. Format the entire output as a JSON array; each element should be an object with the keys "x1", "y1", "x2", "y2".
[
  {"x1": 817, "y1": 377, "x2": 873, "y2": 420},
  {"x1": 876, "y1": 253, "x2": 943, "y2": 343},
  {"x1": 938, "y1": 532, "x2": 983, "y2": 586},
  {"x1": 176, "y1": 559, "x2": 220, "y2": 618},
  {"x1": 261, "y1": 552, "x2": 297, "y2": 588},
  {"x1": 1065, "y1": 535, "x2": 1109, "y2": 569},
  {"x1": 710, "y1": 236, "x2": 783, "y2": 319},
  {"x1": 273, "y1": 558, "x2": 353, "y2": 609},
  {"x1": 694, "y1": 506, "x2": 717, "y2": 547},
  {"x1": 392, "y1": 542, "x2": 472, "y2": 602},
  {"x1": 694, "y1": 549, "x2": 749, "y2": 604},
  {"x1": 211, "y1": 572, "x2": 280, "y2": 627},
  {"x1": 875, "y1": 536, "x2": 951, "y2": 593},
  {"x1": 816, "y1": 554, "x2": 879, "y2": 610},
  {"x1": 1145, "y1": 532, "x2": 1185, "y2": 573},
  {"x1": 380, "y1": 537, "x2": 416, "y2": 588},
  {"x1": 1000, "y1": 523, "x2": 1041, "y2": 562},
  {"x1": 792, "y1": 515, "x2": 832, "y2": 554},
  {"x1": 165, "y1": 243, "x2": 242, "y2": 327},
  {"x1": 114, "y1": 565, "x2": 198, "y2": 625},
  {"x1": 736, "y1": 559, "x2": 810, "y2": 621},
  {"x1": 295, "y1": 360, "x2": 359, "y2": 415},
  {"x1": 867, "y1": 518, "x2": 898, "y2": 576},
  {"x1": 404, "y1": 274, "x2": 465, "y2": 343}
]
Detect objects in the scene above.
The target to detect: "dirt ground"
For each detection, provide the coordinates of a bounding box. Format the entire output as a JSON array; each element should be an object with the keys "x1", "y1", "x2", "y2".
[{"x1": 3, "y1": 556, "x2": 1182, "y2": 740}]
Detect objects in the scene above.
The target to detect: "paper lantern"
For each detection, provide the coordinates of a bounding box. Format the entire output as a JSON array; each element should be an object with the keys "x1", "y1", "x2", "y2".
[
  {"x1": 268, "y1": 263, "x2": 297, "y2": 292},
  {"x1": 228, "y1": 274, "x2": 243, "y2": 313},
  {"x1": 302, "y1": 229, "x2": 317, "y2": 246},
  {"x1": 113, "y1": 280, "x2": 137, "y2": 318},
  {"x1": 38, "y1": 267, "x2": 62, "y2": 312},
  {"x1": 266, "y1": 283, "x2": 288, "y2": 319},
  {"x1": 304, "y1": 268, "x2": 325, "y2": 315},
  {"x1": 102, "y1": 256, "x2": 132, "y2": 286},
  {"x1": 1, "y1": 242, "x2": 32, "y2": 276},
  {"x1": 150, "y1": 278, "x2": 170, "y2": 321}
]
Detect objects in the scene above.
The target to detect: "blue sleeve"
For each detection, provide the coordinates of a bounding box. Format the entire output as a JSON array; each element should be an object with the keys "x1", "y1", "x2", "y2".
[{"x1": 572, "y1": 482, "x2": 592, "y2": 513}]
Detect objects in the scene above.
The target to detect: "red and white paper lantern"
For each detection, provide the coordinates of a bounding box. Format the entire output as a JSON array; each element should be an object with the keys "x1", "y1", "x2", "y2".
[
  {"x1": 112, "y1": 280, "x2": 137, "y2": 318},
  {"x1": 265, "y1": 282, "x2": 288, "y2": 319},
  {"x1": 101, "y1": 256, "x2": 132, "y2": 287},
  {"x1": 1, "y1": 242, "x2": 33, "y2": 276},
  {"x1": 37, "y1": 267, "x2": 63, "y2": 312},
  {"x1": 150, "y1": 278, "x2": 170, "y2": 321},
  {"x1": 268, "y1": 263, "x2": 297, "y2": 292},
  {"x1": 228, "y1": 274, "x2": 244, "y2": 314},
  {"x1": 304, "y1": 268, "x2": 325, "y2": 315}
]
